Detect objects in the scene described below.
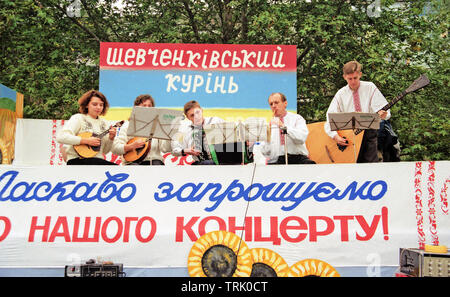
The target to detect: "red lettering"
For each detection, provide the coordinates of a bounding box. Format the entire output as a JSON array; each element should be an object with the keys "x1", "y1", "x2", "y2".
[
  {"x1": 254, "y1": 216, "x2": 281, "y2": 245},
  {"x1": 228, "y1": 217, "x2": 253, "y2": 242},
  {"x1": 176, "y1": 216, "x2": 200, "y2": 242},
  {"x1": 48, "y1": 216, "x2": 71, "y2": 242},
  {"x1": 28, "y1": 216, "x2": 157, "y2": 243},
  {"x1": 198, "y1": 216, "x2": 227, "y2": 236},
  {"x1": 355, "y1": 215, "x2": 381, "y2": 241},
  {"x1": 279, "y1": 216, "x2": 308, "y2": 243},
  {"x1": 135, "y1": 217, "x2": 157, "y2": 242},
  {"x1": 309, "y1": 216, "x2": 335, "y2": 242},
  {"x1": 123, "y1": 217, "x2": 139, "y2": 242},
  {"x1": 0, "y1": 216, "x2": 11, "y2": 242},
  {"x1": 333, "y1": 215, "x2": 354, "y2": 241},
  {"x1": 28, "y1": 216, "x2": 51, "y2": 242},
  {"x1": 72, "y1": 217, "x2": 101, "y2": 242},
  {"x1": 101, "y1": 216, "x2": 123, "y2": 243},
  {"x1": 175, "y1": 212, "x2": 389, "y2": 244}
]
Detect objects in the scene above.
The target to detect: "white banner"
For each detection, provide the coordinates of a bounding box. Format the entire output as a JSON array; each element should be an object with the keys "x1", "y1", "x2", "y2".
[{"x1": 0, "y1": 162, "x2": 448, "y2": 269}]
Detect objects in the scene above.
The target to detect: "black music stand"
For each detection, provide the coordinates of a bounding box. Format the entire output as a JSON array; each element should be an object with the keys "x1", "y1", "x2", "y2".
[
  {"x1": 203, "y1": 122, "x2": 244, "y2": 165},
  {"x1": 127, "y1": 106, "x2": 184, "y2": 140},
  {"x1": 328, "y1": 112, "x2": 380, "y2": 162},
  {"x1": 203, "y1": 119, "x2": 268, "y2": 165},
  {"x1": 241, "y1": 118, "x2": 269, "y2": 164}
]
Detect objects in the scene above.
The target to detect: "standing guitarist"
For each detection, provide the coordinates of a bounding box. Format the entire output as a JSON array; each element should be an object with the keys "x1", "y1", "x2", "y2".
[
  {"x1": 324, "y1": 61, "x2": 390, "y2": 163},
  {"x1": 56, "y1": 90, "x2": 118, "y2": 165},
  {"x1": 111, "y1": 94, "x2": 171, "y2": 165}
]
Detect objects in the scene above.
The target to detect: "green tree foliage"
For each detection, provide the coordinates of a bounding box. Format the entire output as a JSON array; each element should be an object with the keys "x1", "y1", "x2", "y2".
[{"x1": 0, "y1": 0, "x2": 448, "y2": 160}]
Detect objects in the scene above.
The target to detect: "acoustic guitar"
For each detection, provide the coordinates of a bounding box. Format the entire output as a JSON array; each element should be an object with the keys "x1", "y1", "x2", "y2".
[
  {"x1": 73, "y1": 121, "x2": 124, "y2": 158},
  {"x1": 123, "y1": 137, "x2": 151, "y2": 163},
  {"x1": 307, "y1": 74, "x2": 430, "y2": 164}
]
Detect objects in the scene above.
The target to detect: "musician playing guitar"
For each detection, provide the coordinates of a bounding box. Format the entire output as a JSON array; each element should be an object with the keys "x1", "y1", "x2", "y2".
[
  {"x1": 111, "y1": 94, "x2": 171, "y2": 165},
  {"x1": 324, "y1": 61, "x2": 390, "y2": 163},
  {"x1": 56, "y1": 90, "x2": 118, "y2": 165}
]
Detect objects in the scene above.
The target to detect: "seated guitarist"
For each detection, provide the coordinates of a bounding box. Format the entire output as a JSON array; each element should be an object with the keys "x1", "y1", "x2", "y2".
[
  {"x1": 56, "y1": 90, "x2": 118, "y2": 165},
  {"x1": 324, "y1": 60, "x2": 390, "y2": 163},
  {"x1": 171, "y1": 100, "x2": 224, "y2": 165},
  {"x1": 111, "y1": 94, "x2": 171, "y2": 165}
]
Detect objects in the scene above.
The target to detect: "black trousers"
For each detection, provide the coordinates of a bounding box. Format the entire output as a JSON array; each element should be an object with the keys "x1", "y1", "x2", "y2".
[
  {"x1": 357, "y1": 129, "x2": 379, "y2": 163},
  {"x1": 136, "y1": 160, "x2": 164, "y2": 165},
  {"x1": 192, "y1": 159, "x2": 215, "y2": 165},
  {"x1": 272, "y1": 154, "x2": 316, "y2": 165},
  {"x1": 67, "y1": 157, "x2": 118, "y2": 165}
]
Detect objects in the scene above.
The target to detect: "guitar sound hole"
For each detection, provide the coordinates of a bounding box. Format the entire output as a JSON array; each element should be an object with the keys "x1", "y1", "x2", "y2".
[
  {"x1": 337, "y1": 138, "x2": 348, "y2": 152},
  {"x1": 337, "y1": 144, "x2": 347, "y2": 152}
]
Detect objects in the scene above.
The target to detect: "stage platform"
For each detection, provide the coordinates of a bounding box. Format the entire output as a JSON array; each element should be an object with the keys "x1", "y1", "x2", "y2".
[
  {"x1": 0, "y1": 266, "x2": 398, "y2": 277},
  {"x1": 0, "y1": 162, "x2": 448, "y2": 277}
]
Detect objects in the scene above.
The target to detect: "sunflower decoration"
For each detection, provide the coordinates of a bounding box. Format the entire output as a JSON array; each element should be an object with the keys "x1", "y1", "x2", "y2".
[
  {"x1": 249, "y1": 248, "x2": 289, "y2": 277},
  {"x1": 288, "y1": 259, "x2": 340, "y2": 277},
  {"x1": 188, "y1": 230, "x2": 253, "y2": 277}
]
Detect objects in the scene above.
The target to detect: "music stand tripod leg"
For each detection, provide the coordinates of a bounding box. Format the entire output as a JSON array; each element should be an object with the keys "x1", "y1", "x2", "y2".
[
  {"x1": 350, "y1": 116, "x2": 357, "y2": 163},
  {"x1": 284, "y1": 132, "x2": 288, "y2": 165},
  {"x1": 241, "y1": 140, "x2": 245, "y2": 165},
  {"x1": 352, "y1": 129, "x2": 357, "y2": 163}
]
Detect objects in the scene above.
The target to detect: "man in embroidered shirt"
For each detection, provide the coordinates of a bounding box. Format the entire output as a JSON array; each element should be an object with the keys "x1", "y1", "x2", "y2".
[
  {"x1": 324, "y1": 60, "x2": 390, "y2": 163},
  {"x1": 171, "y1": 100, "x2": 224, "y2": 165},
  {"x1": 261, "y1": 92, "x2": 315, "y2": 164}
]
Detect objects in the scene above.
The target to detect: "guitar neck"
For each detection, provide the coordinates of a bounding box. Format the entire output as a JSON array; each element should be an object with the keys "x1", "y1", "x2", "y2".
[
  {"x1": 95, "y1": 130, "x2": 110, "y2": 139},
  {"x1": 352, "y1": 74, "x2": 429, "y2": 136},
  {"x1": 380, "y1": 91, "x2": 406, "y2": 111},
  {"x1": 94, "y1": 121, "x2": 124, "y2": 139}
]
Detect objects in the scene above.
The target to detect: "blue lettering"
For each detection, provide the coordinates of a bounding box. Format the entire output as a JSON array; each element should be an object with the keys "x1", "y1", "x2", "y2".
[
  {"x1": 0, "y1": 171, "x2": 19, "y2": 201},
  {"x1": 226, "y1": 179, "x2": 244, "y2": 201},
  {"x1": 33, "y1": 182, "x2": 52, "y2": 201},
  {"x1": 313, "y1": 182, "x2": 336, "y2": 201},
  {"x1": 260, "y1": 183, "x2": 281, "y2": 201},
  {"x1": 177, "y1": 182, "x2": 204, "y2": 201},
  {"x1": 54, "y1": 181, "x2": 78, "y2": 201},
  {"x1": 281, "y1": 182, "x2": 317, "y2": 211},
  {"x1": 71, "y1": 182, "x2": 98, "y2": 202},
  {"x1": 197, "y1": 183, "x2": 222, "y2": 202},
  {"x1": 367, "y1": 180, "x2": 387, "y2": 200},
  {"x1": 10, "y1": 181, "x2": 36, "y2": 201},
  {"x1": 115, "y1": 183, "x2": 136, "y2": 202},
  {"x1": 244, "y1": 183, "x2": 264, "y2": 202},
  {"x1": 154, "y1": 182, "x2": 175, "y2": 201},
  {"x1": 0, "y1": 170, "x2": 136, "y2": 203},
  {"x1": 153, "y1": 179, "x2": 389, "y2": 212}
]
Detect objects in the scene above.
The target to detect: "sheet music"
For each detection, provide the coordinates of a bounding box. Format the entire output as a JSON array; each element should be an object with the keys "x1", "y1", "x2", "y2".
[
  {"x1": 328, "y1": 112, "x2": 380, "y2": 131},
  {"x1": 203, "y1": 122, "x2": 239, "y2": 145},
  {"x1": 127, "y1": 106, "x2": 184, "y2": 140},
  {"x1": 242, "y1": 117, "x2": 269, "y2": 142},
  {"x1": 203, "y1": 118, "x2": 268, "y2": 145}
]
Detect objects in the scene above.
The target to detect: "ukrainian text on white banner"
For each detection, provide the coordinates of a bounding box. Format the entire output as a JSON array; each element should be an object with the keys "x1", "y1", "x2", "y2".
[{"x1": 0, "y1": 162, "x2": 448, "y2": 268}]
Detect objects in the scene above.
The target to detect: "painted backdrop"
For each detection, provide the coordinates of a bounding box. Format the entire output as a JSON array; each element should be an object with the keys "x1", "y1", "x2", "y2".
[{"x1": 99, "y1": 43, "x2": 297, "y2": 122}]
